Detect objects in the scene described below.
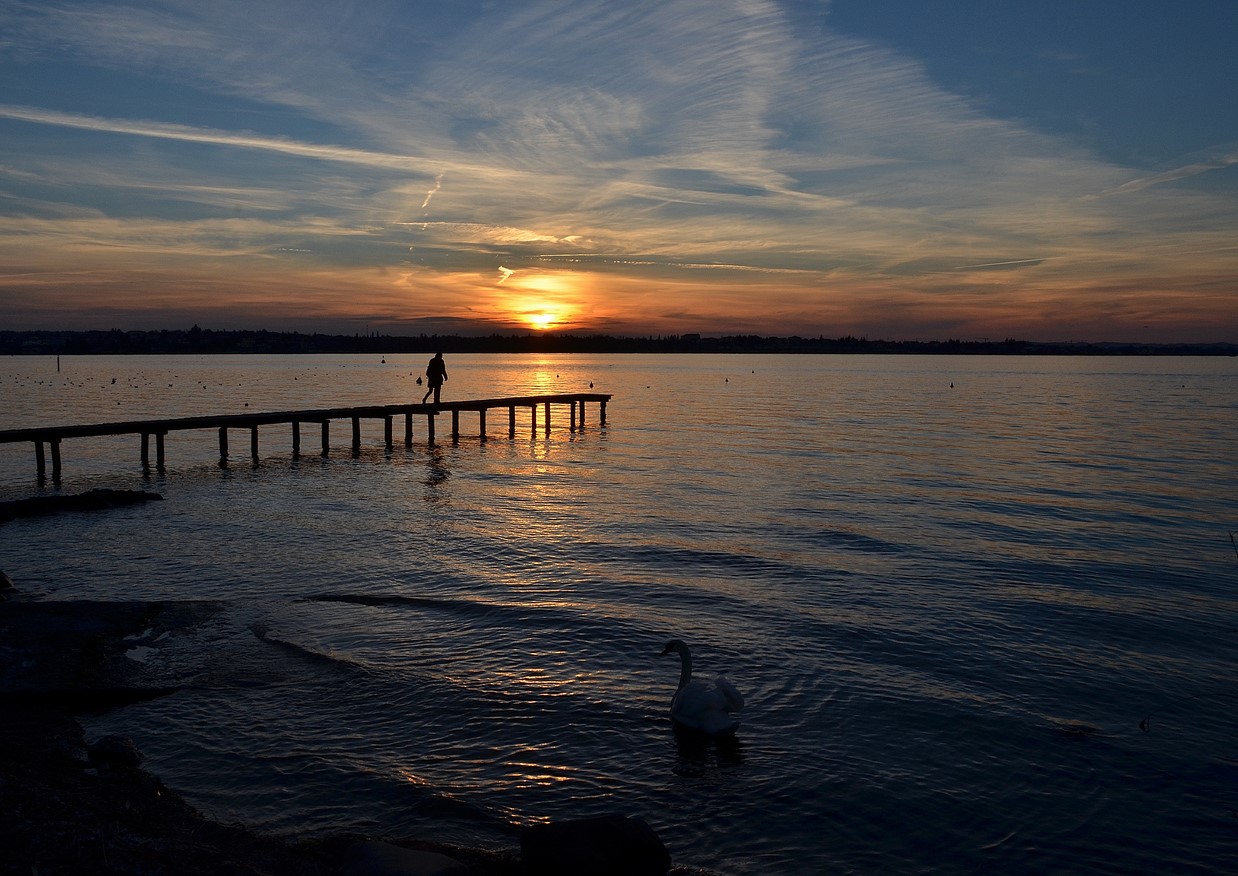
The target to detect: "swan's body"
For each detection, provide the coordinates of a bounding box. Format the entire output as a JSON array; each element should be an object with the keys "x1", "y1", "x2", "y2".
[{"x1": 659, "y1": 639, "x2": 744, "y2": 735}]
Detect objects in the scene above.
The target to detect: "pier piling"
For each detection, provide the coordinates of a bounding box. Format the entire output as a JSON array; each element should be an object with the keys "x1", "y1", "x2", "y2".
[{"x1": 1, "y1": 393, "x2": 611, "y2": 479}]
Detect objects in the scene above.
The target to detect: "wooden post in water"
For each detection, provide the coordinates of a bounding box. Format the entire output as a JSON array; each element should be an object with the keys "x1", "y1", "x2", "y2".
[{"x1": 0, "y1": 394, "x2": 611, "y2": 478}]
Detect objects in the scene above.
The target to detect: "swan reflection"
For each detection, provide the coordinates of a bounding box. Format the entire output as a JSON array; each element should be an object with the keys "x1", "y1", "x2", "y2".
[{"x1": 671, "y1": 722, "x2": 746, "y2": 776}]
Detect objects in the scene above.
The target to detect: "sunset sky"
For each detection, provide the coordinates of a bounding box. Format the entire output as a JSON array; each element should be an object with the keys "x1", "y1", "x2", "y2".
[{"x1": 2, "y1": 0, "x2": 1236, "y2": 342}]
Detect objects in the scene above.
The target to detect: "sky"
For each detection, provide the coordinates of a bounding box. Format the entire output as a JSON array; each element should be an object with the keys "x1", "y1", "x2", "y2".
[{"x1": 1, "y1": 0, "x2": 1236, "y2": 342}]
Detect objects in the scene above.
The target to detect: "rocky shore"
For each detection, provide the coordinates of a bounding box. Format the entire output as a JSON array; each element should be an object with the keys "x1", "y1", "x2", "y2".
[
  {"x1": 0, "y1": 582, "x2": 713, "y2": 876},
  {"x1": 0, "y1": 488, "x2": 164, "y2": 525}
]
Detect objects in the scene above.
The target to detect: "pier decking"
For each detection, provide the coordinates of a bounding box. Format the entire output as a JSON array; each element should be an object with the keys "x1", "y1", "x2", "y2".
[{"x1": 0, "y1": 393, "x2": 612, "y2": 482}]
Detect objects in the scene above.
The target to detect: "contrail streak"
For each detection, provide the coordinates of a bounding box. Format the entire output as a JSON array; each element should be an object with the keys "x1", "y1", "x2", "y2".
[
  {"x1": 954, "y1": 258, "x2": 1046, "y2": 270},
  {"x1": 0, "y1": 103, "x2": 422, "y2": 171},
  {"x1": 421, "y1": 174, "x2": 443, "y2": 209}
]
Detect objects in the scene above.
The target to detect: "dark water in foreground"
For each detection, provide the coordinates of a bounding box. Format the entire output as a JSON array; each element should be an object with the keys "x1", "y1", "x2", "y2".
[{"x1": 2, "y1": 353, "x2": 1237, "y2": 875}]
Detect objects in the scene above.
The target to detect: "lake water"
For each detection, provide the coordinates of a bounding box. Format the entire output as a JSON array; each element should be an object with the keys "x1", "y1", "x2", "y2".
[{"x1": 2, "y1": 353, "x2": 1237, "y2": 875}]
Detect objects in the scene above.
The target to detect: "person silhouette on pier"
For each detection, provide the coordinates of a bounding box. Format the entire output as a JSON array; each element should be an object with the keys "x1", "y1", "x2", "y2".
[{"x1": 422, "y1": 353, "x2": 448, "y2": 405}]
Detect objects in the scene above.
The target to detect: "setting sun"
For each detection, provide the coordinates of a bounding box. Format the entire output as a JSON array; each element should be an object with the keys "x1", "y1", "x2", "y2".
[
  {"x1": 526, "y1": 311, "x2": 561, "y2": 331},
  {"x1": 499, "y1": 270, "x2": 587, "y2": 332}
]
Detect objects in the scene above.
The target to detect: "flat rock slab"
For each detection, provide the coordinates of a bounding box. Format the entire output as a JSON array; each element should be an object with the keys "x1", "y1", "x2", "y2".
[
  {"x1": 340, "y1": 840, "x2": 469, "y2": 876},
  {"x1": 521, "y1": 815, "x2": 671, "y2": 876},
  {"x1": 0, "y1": 488, "x2": 163, "y2": 524},
  {"x1": 0, "y1": 599, "x2": 221, "y2": 711}
]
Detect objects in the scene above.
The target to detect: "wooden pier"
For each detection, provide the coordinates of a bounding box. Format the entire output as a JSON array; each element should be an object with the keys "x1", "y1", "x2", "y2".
[{"x1": 0, "y1": 393, "x2": 611, "y2": 482}]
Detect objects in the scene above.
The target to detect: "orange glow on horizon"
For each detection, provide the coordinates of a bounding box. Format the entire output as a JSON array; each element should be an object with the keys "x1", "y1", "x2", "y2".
[
  {"x1": 501, "y1": 269, "x2": 587, "y2": 332},
  {"x1": 6, "y1": 244, "x2": 1235, "y2": 342},
  {"x1": 525, "y1": 311, "x2": 561, "y2": 331}
]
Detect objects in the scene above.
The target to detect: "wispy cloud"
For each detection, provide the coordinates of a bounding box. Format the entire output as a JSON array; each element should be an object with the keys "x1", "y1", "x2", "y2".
[
  {"x1": 1099, "y1": 146, "x2": 1238, "y2": 197},
  {"x1": 0, "y1": 0, "x2": 1235, "y2": 340}
]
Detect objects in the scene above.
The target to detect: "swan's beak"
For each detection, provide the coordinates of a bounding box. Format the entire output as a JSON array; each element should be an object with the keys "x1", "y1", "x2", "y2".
[{"x1": 658, "y1": 644, "x2": 672, "y2": 657}]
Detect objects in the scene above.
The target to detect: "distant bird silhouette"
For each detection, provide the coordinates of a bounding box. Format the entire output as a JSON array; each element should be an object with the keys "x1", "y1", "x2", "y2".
[{"x1": 659, "y1": 639, "x2": 744, "y2": 735}]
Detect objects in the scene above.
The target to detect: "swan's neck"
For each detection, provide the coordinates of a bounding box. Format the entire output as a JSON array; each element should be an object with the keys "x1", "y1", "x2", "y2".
[{"x1": 677, "y1": 648, "x2": 693, "y2": 691}]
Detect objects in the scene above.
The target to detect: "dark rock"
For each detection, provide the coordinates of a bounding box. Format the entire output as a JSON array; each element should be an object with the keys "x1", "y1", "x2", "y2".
[
  {"x1": 0, "y1": 488, "x2": 163, "y2": 524},
  {"x1": 89, "y1": 733, "x2": 144, "y2": 769},
  {"x1": 339, "y1": 839, "x2": 469, "y2": 876},
  {"x1": 3, "y1": 686, "x2": 183, "y2": 713},
  {"x1": 521, "y1": 815, "x2": 670, "y2": 876},
  {"x1": 0, "y1": 599, "x2": 220, "y2": 712},
  {"x1": 1, "y1": 704, "x2": 326, "y2": 876}
]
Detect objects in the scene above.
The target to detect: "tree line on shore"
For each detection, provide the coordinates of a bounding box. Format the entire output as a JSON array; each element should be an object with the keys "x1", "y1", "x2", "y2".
[{"x1": 2, "y1": 327, "x2": 1234, "y2": 356}]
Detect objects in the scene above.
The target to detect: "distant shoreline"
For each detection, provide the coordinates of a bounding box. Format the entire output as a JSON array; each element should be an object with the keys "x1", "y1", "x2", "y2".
[{"x1": 3, "y1": 328, "x2": 1236, "y2": 357}]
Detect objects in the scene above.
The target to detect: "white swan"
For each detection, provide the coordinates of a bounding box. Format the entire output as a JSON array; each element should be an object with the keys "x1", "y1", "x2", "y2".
[{"x1": 659, "y1": 639, "x2": 744, "y2": 735}]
